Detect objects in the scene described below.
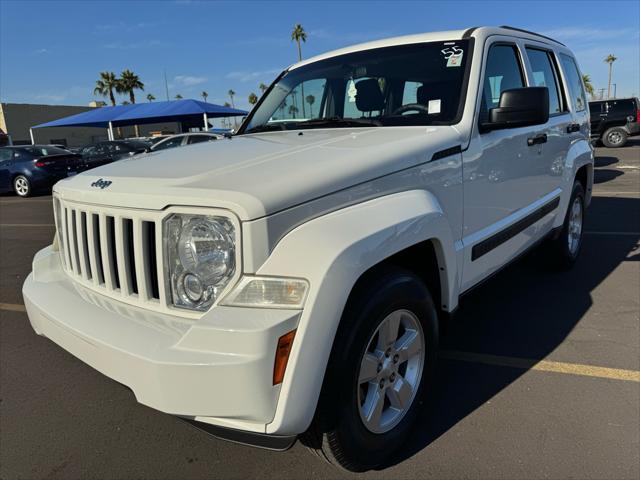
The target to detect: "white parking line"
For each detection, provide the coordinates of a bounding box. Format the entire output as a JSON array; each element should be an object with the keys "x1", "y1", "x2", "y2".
[{"x1": 584, "y1": 231, "x2": 640, "y2": 236}]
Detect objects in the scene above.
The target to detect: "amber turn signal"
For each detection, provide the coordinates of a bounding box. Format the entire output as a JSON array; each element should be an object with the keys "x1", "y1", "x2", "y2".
[{"x1": 273, "y1": 330, "x2": 296, "y2": 385}]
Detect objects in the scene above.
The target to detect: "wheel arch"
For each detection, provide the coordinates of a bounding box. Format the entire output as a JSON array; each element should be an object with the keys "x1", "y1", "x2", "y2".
[{"x1": 258, "y1": 190, "x2": 460, "y2": 435}]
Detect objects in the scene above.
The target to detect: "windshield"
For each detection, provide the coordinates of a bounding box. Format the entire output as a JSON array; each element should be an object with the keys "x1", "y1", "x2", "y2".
[{"x1": 240, "y1": 40, "x2": 471, "y2": 134}]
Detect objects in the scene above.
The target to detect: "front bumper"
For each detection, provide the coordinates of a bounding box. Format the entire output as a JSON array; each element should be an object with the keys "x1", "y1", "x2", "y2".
[{"x1": 23, "y1": 246, "x2": 301, "y2": 435}]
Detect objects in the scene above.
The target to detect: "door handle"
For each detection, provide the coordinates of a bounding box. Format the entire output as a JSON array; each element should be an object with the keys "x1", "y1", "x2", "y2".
[
  {"x1": 566, "y1": 123, "x2": 580, "y2": 133},
  {"x1": 527, "y1": 134, "x2": 547, "y2": 146}
]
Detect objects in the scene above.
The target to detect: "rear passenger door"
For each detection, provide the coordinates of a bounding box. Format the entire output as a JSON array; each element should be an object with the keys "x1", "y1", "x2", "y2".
[{"x1": 522, "y1": 45, "x2": 572, "y2": 194}]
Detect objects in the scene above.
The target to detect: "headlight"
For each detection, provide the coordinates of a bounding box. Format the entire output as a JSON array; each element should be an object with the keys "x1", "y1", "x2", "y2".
[{"x1": 163, "y1": 214, "x2": 236, "y2": 311}]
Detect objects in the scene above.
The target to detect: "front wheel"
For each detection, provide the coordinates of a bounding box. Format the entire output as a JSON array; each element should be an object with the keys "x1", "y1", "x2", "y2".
[
  {"x1": 301, "y1": 267, "x2": 438, "y2": 471},
  {"x1": 13, "y1": 175, "x2": 31, "y2": 197}
]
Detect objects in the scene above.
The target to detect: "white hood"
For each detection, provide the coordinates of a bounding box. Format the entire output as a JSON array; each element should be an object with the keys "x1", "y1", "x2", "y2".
[{"x1": 54, "y1": 127, "x2": 461, "y2": 220}]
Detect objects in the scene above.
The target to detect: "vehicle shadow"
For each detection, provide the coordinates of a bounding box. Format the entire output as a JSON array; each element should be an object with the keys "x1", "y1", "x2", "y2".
[
  {"x1": 594, "y1": 155, "x2": 618, "y2": 168},
  {"x1": 594, "y1": 169, "x2": 624, "y2": 184},
  {"x1": 385, "y1": 194, "x2": 640, "y2": 468}
]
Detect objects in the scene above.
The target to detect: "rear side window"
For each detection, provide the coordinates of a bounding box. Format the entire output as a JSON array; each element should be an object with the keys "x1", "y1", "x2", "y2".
[
  {"x1": 481, "y1": 44, "x2": 525, "y2": 122},
  {"x1": 559, "y1": 54, "x2": 587, "y2": 112},
  {"x1": 188, "y1": 135, "x2": 214, "y2": 145},
  {"x1": 589, "y1": 103, "x2": 602, "y2": 115},
  {"x1": 526, "y1": 48, "x2": 564, "y2": 115},
  {"x1": 608, "y1": 100, "x2": 635, "y2": 116}
]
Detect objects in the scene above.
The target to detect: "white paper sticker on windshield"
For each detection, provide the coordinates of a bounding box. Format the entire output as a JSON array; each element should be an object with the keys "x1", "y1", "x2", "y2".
[
  {"x1": 428, "y1": 99, "x2": 441, "y2": 114},
  {"x1": 347, "y1": 79, "x2": 357, "y2": 103},
  {"x1": 447, "y1": 51, "x2": 463, "y2": 67},
  {"x1": 442, "y1": 45, "x2": 464, "y2": 67}
]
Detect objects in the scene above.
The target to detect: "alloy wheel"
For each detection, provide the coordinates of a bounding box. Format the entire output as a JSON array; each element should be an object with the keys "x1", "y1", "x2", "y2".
[{"x1": 357, "y1": 309, "x2": 425, "y2": 434}]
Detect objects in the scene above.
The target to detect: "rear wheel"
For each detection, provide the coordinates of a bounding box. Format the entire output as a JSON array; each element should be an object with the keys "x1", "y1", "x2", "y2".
[
  {"x1": 13, "y1": 175, "x2": 31, "y2": 197},
  {"x1": 547, "y1": 181, "x2": 584, "y2": 269},
  {"x1": 602, "y1": 127, "x2": 628, "y2": 148},
  {"x1": 301, "y1": 267, "x2": 438, "y2": 471}
]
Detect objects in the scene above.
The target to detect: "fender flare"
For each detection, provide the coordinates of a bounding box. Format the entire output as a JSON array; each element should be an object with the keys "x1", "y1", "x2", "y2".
[
  {"x1": 555, "y1": 138, "x2": 593, "y2": 228},
  {"x1": 257, "y1": 190, "x2": 459, "y2": 435}
]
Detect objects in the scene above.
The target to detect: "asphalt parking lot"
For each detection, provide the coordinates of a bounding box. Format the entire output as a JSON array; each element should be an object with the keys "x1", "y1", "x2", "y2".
[{"x1": 1, "y1": 141, "x2": 638, "y2": 479}]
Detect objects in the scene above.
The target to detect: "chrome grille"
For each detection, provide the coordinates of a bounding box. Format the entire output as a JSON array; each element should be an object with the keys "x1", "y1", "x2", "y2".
[{"x1": 53, "y1": 197, "x2": 167, "y2": 310}]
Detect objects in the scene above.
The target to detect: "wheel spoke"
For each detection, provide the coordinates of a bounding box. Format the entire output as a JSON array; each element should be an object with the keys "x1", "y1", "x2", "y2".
[
  {"x1": 359, "y1": 353, "x2": 379, "y2": 384},
  {"x1": 387, "y1": 375, "x2": 413, "y2": 410},
  {"x1": 363, "y1": 388, "x2": 385, "y2": 429},
  {"x1": 395, "y1": 329, "x2": 421, "y2": 364},
  {"x1": 377, "y1": 311, "x2": 401, "y2": 348}
]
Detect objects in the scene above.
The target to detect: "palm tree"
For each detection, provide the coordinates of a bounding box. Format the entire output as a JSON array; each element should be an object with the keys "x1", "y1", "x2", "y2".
[
  {"x1": 201, "y1": 91, "x2": 208, "y2": 102},
  {"x1": 248, "y1": 92, "x2": 258, "y2": 106},
  {"x1": 223, "y1": 102, "x2": 232, "y2": 128},
  {"x1": 93, "y1": 71, "x2": 119, "y2": 106},
  {"x1": 291, "y1": 24, "x2": 307, "y2": 116},
  {"x1": 118, "y1": 69, "x2": 144, "y2": 104},
  {"x1": 175, "y1": 94, "x2": 183, "y2": 100},
  {"x1": 228, "y1": 89, "x2": 237, "y2": 127},
  {"x1": 122, "y1": 100, "x2": 130, "y2": 105},
  {"x1": 305, "y1": 94, "x2": 315, "y2": 117},
  {"x1": 259, "y1": 83, "x2": 268, "y2": 95},
  {"x1": 291, "y1": 24, "x2": 307, "y2": 62},
  {"x1": 94, "y1": 101, "x2": 107, "y2": 107},
  {"x1": 604, "y1": 54, "x2": 617, "y2": 98},
  {"x1": 581, "y1": 74, "x2": 595, "y2": 99},
  {"x1": 288, "y1": 105, "x2": 299, "y2": 118},
  {"x1": 146, "y1": 93, "x2": 156, "y2": 102}
]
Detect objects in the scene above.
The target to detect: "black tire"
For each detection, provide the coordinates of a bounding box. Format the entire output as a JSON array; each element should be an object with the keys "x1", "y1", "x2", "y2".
[
  {"x1": 13, "y1": 175, "x2": 32, "y2": 197},
  {"x1": 547, "y1": 181, "x2": 585, "y2": 270},
  {"x1": 601, "y1": 127, "x2": 628, "y2": 148},
  {"x1": 300, "y1": 267, "x2": 439, "y2": 472}
]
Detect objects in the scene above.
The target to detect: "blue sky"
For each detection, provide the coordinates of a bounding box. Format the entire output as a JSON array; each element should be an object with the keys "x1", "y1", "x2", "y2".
[{"x1": 1, "y1": 0, "x2": 638, "y2": 110}]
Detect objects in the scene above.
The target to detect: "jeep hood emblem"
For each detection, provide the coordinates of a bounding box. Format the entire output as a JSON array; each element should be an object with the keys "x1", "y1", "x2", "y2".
[{"x1": 91, "y1": 178, "x2": 113, "y2": 189}]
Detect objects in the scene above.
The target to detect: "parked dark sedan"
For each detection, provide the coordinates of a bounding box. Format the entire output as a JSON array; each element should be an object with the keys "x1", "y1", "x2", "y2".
[
  {"x1": 79, "y1": 140, "x2": 151, "y2": 169},
  {"x1": 0, "y1": 145, "x2": 85, "y2": 197}
]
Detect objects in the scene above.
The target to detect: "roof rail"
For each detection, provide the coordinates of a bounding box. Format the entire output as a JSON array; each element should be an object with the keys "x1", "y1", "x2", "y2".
[{"x1": 499, "y1": 26, "x2": 566, "y2": 46}]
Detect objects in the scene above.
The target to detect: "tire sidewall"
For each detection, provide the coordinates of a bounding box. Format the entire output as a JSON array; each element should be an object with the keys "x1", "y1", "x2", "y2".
[
  {"x1": 13, "y1": 175, "x2": 31, "y2": 197},
  {"x1": 559, "y1": 182, "x2": 585, "y2": 264},
  {"x1": 603, "y1": 127, "x2": 627, "y2": 148},
  {"x1": 325, "y1": 270, "x2": 438, "y2": 467}
]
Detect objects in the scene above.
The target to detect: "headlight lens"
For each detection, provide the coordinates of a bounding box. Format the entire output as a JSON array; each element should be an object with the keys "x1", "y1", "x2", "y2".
[{"x1": 164, "y1": 214, "x2": 236, "y2": 311}]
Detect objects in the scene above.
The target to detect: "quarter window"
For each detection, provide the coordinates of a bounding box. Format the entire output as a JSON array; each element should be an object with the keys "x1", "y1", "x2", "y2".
[
  {"x1": 481, "y1": 45, "x2": 525, "y2": 122},
  {"x1": 559, "y1": 54, "x2": 586, "y2": 112},
  {"x1": 526, "y1": 48, "x2": 564, "y2": 115}
]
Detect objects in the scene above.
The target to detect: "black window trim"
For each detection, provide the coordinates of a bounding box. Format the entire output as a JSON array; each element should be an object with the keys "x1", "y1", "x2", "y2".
[
  {"x1": 477, "y1": 41, "x2": 527, "y2": 133},
  {"x1": 558, "y1": 52, "x2": 587, "y2": 113},
  {"x1": 524, "y1": 45, "x2": 570, "y2": 118}
]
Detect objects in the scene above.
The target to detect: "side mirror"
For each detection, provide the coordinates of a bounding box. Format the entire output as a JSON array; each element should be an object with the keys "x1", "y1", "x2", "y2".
[{"x1": 481, "y1": 87, "x2": 549, "y2": 132}]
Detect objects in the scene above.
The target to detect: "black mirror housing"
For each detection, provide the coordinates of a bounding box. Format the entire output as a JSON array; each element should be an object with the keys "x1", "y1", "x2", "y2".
[{"x1": 481, "y1": 87, "x2": 549, "y2": 132}]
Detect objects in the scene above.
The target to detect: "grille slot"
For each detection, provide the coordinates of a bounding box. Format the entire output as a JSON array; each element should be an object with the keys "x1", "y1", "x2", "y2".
[{"x1": 55, "y1": 200, "x2": 164, "y2": 310}]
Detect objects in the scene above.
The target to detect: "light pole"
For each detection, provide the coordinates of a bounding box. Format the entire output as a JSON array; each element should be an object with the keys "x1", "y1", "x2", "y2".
[{"x1": 612, "y1": 84, "x2": 617, "y2": 99}]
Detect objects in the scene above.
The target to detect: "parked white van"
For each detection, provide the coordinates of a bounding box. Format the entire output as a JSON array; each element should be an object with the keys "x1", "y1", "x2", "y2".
[{"x1": 24, "y1": 26, "x2": 593, "y2": 471}]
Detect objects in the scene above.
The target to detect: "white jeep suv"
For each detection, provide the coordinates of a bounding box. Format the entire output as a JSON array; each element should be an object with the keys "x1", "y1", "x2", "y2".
[{"x1": 23, "y1": 26, "x2": 593, "y2": 471}]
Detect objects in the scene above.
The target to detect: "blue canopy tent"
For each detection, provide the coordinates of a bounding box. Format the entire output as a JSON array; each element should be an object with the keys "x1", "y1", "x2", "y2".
[{"x1": 31, "y1": 99, "x2": 248, "y2": 142}]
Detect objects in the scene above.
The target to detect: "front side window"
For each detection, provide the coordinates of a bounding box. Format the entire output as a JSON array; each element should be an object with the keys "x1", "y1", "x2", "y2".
[
  {"x1": 526, "y1": 48, "x2": 564, "y2": 115},
  {"x1": 241, "y1": 40, "x2": 471, "y2": 134},
  {"x1": 559, "y1": 54, "x2": 586, "y2": 112},
  {"x1": 153, "y1": 136, "x2": 184, "y2": 151},
  {"x1": 480, "y1": 44, "x2": 524, "y2": 122}
]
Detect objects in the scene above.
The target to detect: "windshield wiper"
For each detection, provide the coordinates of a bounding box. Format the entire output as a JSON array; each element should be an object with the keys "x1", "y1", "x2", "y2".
[{"x1": 297, "y1": 117, "x2": 382, "y2": 129}]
